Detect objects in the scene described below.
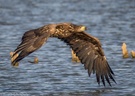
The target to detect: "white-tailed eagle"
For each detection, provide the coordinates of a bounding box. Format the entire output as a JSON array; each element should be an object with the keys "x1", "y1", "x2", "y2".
[{"x1": 11, "y1": 22, "x2": 116, "y2": 86}]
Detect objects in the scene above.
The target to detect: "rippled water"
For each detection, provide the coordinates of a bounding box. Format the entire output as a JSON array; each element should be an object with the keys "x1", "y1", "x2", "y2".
[{"x1": 0, "y1": 0, "x2": 135, "y2": 96}]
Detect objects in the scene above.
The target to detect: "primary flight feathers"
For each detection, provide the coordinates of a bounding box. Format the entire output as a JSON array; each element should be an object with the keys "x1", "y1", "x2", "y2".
[{"x1": 11, "y1": 22, "x2": 116, "y2": 86}]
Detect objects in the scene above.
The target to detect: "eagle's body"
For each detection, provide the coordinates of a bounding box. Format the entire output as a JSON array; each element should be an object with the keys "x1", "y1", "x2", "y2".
[{"x1": 11, "y1": 22, "x2": 116, "y2": 86}]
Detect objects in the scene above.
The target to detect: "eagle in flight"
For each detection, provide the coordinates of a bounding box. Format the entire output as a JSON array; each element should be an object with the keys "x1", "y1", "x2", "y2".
[{"x1": 11, "y1": 22, "x2": 116, "y2": 86}]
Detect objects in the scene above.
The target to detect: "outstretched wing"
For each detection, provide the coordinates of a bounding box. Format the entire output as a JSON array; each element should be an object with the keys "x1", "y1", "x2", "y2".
[
  {"x1": 11, "y1": 28, "x2": 50, "y2": 66},
  {"x1": 61, "y1": 32, "x2": 116, "y2": 86}
]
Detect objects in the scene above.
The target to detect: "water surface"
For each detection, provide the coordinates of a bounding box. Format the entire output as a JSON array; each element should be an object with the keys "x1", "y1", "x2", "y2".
[{"x1": 0, "y1": 0, "x2": 135, "y2": 96}]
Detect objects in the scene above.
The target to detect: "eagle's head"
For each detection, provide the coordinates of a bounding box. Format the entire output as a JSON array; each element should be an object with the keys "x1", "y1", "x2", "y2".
[
  {"x1": 45, "y1": 23, "x2": 87, "y2": 37},
  {"x1": 55, "y1": 22, "x2": 87, "y2": 33}
]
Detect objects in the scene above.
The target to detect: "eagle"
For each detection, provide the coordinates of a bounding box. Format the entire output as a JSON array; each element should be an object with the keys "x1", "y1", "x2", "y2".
[{"x1": 11, "y1": 22, "x2": 116, "y2": 86}]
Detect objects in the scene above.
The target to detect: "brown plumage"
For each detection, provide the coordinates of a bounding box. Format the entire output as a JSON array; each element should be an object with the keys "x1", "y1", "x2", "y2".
[{"x1": 11, "y1": 22, "x2": 116, "y2": 86}]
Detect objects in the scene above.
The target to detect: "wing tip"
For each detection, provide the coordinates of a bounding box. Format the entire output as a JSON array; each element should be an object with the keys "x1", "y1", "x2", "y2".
[
  {"x1": 10, "y1": 51, "x2": 19, "y2": 66},
  {"x1": 11, "y1": 61, "x2": 19, "y2": 67}
]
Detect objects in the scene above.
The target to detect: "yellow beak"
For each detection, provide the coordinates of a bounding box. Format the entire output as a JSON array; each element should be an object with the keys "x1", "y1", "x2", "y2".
[{"x1": 80, "y1": 26, "x2": 87, "y2": 32}]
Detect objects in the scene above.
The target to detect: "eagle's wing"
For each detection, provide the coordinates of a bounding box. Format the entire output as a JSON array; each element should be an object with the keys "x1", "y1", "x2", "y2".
[
  {"x1": 11, "y1": 28, "x2": 50, "y2": 66},
  {"x1": 61, "y1": 32, "x2": 116, "y2": 86}
]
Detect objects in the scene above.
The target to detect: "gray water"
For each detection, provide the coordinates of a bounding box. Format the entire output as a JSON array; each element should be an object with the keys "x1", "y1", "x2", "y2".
[{"x1": 0, "y1": 0, "x2": 135, "y2": 96}]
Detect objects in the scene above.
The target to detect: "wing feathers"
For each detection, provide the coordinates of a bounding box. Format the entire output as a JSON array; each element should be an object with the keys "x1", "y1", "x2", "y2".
[
  {"x1": 61, "y1": 32, "x2": 115, "y2": 86},
  {"x1": 11, "y1": 29, "x2": 50, "y2": 66}
]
